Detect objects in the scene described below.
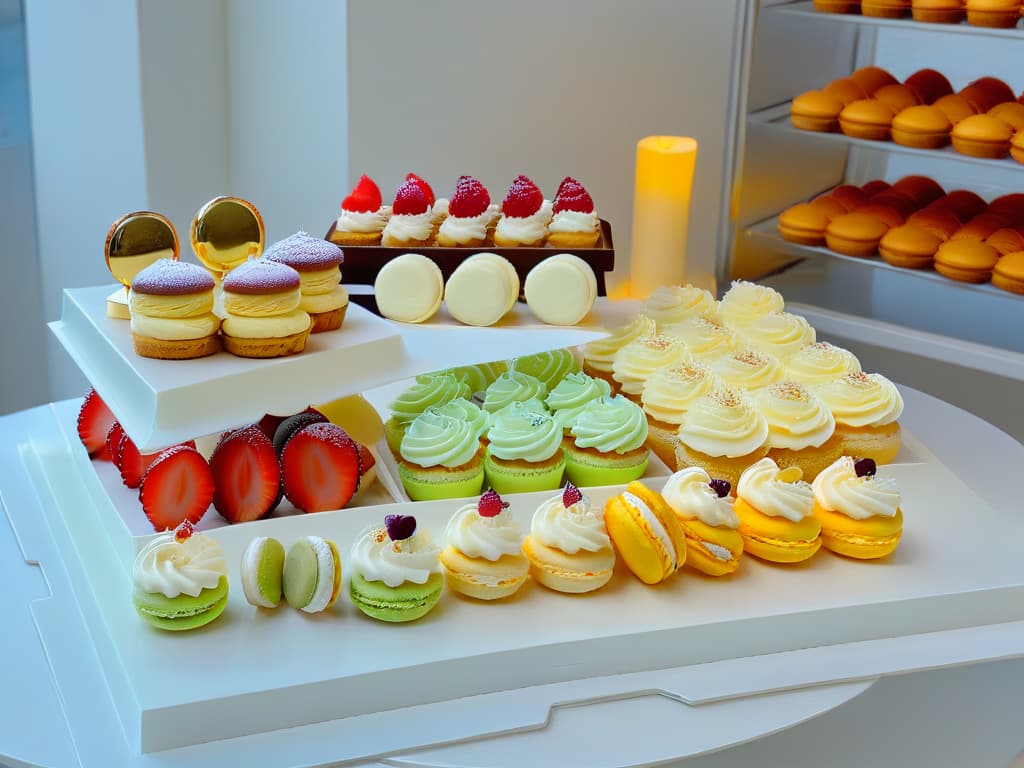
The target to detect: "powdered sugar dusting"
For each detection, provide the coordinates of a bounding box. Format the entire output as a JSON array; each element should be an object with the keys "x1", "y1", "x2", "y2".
[
  {"x1": 223, "y1": 258, "x2": 300, "y2": 294},
  {"x1": 132, "y1": 258, "x2": 215, "y2": 295},
  {"x1": 264, "y1": 231, "x2": 344, "y2": 271}
]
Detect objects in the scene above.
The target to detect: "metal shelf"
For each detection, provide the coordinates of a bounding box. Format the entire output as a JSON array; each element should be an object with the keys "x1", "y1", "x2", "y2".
[
  {"x1": 748, "y1": 102, "x2": 1024, "y2": 172},
  {"x1": 771, "y1": 1, "x2": 1024, "y2": 40}
]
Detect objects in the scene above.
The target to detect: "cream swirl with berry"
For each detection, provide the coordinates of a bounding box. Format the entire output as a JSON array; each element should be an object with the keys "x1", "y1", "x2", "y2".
[
  {"x1": 438, "y1": 176, "x2": 492, "y2": 244},
  {"x1": 612, "y1": 333, "x2": 687, "y2": 395},
  {"x1": 786, "y1": 342, "x2": 862, "y2": 386},
  {"x1": 642, "y1": 285, "x2": 716, "y2": 327},
  {"x1": 717, "y1": 281, "x2": 785, "y2": 327},
  {"x1": 336, "y1": 174, "x2": 388, "y2": 234},
  {"x1": 812, "y1": 457, "x2": 901, "y2": 520},
  {"x1": 737, "y1": 458, "x2": 814, "y2": 522},
  {"x1": 548, "y1": 209, "x2": 598, "y2": 234},
  {"x1": 351, "y1": 515, "x2": 440, "y2": 587},
  {"x1": 640, "y1": 359, "x2": 718, "y2": 425},
  {"x1": 382, "y1": 178, "x2": 434, "y2": 243},
  {"x1": 132, "y1": 526, "x2": 226, "y2": 599},
  {"x1": 531, "y1": 484, "x2": 610, "y2": 553},
  {"x1": 495, "y1": 176, "x2": 550, "y2": 244},
  {"x1": 583, "y1": 314, "x2": 656, "y2": 372},
  {"x1": 570, "y1": 395, "x2": 648, "y2": 454},
  {"x1": 662, "y1": 468, "x2": 739, "y2": 528},
  {"x1": 400, "y1": 410, "x2": 480, "y2": 468},
  {"x1": 487, "y1": 402, "x2": 563, "y2": 462},
  {"x1": 677, "y1": 389, "x2": 769, "y2": 458},
  {"x1": 814, "y1": 372, "x2": 904, "y2": 427},
  {"x1": 755, "y1": 381, "x2": 836, "y2": 450},
  {"x1": 445, "y1": 491, "x2": 524, "y2": 561}
]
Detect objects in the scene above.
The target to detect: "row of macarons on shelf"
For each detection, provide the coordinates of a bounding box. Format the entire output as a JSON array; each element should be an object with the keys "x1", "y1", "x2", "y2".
[
  {"x1": 777, "y1": 176, "x2": 1024, "y2": 291},
  {"x1": 328, "y1": 172, "x2": 603, "y2": 250},
  {"x1": 790, "y1": 67, "x2": 1024, "y2": 161},
  {"x1": 812, "y1": 0, "x2": 1024, "y2": 26},
  {"x1": 382, "y1": 282, "x2": 904, "y2": 502},
  {"x1": 134, "y1": 452, "x2": 905, "y2": 632}
]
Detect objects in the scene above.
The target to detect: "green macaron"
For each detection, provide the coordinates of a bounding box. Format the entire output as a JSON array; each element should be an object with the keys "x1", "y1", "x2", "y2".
[
  {"x1": 283, "y1": 536, "x2": 342, "y2": 613},
  {"x1": 134, "y1": 576, "x2": 229, "y2": 631},
  {"x1": 349, "y1": 572, "x2": 443, "y2": 623},
  {"x1": 241, "y1": 537, "x2": 286, "y2": 608}
]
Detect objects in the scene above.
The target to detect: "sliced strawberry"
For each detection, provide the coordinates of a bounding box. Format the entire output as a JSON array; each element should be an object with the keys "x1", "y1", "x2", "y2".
[
  {"x1": 281, "y1": 423, "x2": 360, "y2": 513},
  {"x1": 209, "y1": 425, "x2": 281, "y2": 523},
  {"x1": 406, "y1": 173, "x2": 435, "y2": 207},
  {"x1": 501, "y1": 175, "x2": 543, "y2": 218},
  {"x1": 448, "y1": 176, "x2": 490, "y2": 218},
  {"x1": 77, "y1": 388, "x2": 117, "y2": 459},
  {"x1": 120, "y1": 435, "x2": 196, "y2": 489},
  {"x1": 392, "y1": 178, "x2": 429, "y2": 216},
  {"x1": 341, "y1": 174, "x2": 382, "y2": 213},
  {"x1": 356, "y1": 443, "x2": 375, "y2": 477},
  {"x1": 272, "y1": 410, "x2": 328, "y2": 456},
  {"x1": 256, "y1": 413, "x2": 288, "y2": 440},
  {"x1": 139, "y1": 445, "x2": 213, "y2": 531},
  {"x1": 106, "y1": 422, "x2": 125, "y2": 469}
]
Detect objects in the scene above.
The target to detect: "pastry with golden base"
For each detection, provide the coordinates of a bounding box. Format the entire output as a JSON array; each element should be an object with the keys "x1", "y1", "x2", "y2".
[
  {"x1": 734, "y1": 459, "x2": 821, "y2": 564},
  {"x1": 220, "y1": 259, "x2": 310, "y2": 358},
  {"x1": 381, "y1": 178, "x2": 434, "y2": 248},
  {"x1": 129, "y1": 259, "x2": 221, "y2": 359},
  {"x1": 582, "y1": 314, "x2": 656, "y2": 389},
  {"x1": 641, "y1": 360, "x2": 718, "y2": 469},
  {"x1": 675, "y1": 388, "x2": 770, "y2": 487},
  {"x1": 755, "y1": 381, "x2": 842, "y2": 482},
  {"x1": 493, "y1": 175, "x2": 550, "y2": 247},
  {"x1": 436, "y1": 176, "x2": 494, "y2": 248},
  {"x1": 604, "y1": 481, "x2": 686, "y2": 584},
  {"x1": 441, "y1": 491, "x2": 528, "y2": 600},
  {"x1": 879, "y1": 223, "x2": 943, "y2": 269},
  {"x1": 263, "y1": 232, "x2": 348, "y2": 333},
  {"x1": 662, "y1": 468, "x2": 743, "y2": 577},
  {"x1": 814, "y1": 372, "x2": 904, "y2": 465},
  {"x1": 992, "y1": 252, "x2": 1024, "y2": 294},
  {"x1": 812, "y1": 456, "x2": 903, "y2": 559},
  {"x1": 523, "y1": 483, "x2": 615, "y2": 594},
  {"x1": 934, "y1": 239, "x2": 1001, "y2": 283},
  {"x1": 951, "y1": 114, "x2": 1014, "y2": 159},
  {"x1": 331, "y1": 175, "x2": 387, "y2": 246},
  {"x1": 546, "y1": 177, "x2": 600, "y2": 248}
]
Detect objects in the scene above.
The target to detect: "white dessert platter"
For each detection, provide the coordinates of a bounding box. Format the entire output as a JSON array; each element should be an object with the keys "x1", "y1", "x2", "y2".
[{"x1": 49, "y1": 284, "x2": 615, "y2": 452}]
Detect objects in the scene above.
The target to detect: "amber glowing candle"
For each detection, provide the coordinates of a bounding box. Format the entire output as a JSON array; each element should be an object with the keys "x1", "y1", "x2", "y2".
[{"x1": 629, "y1": 136, "x2": 698, "y2": 298}]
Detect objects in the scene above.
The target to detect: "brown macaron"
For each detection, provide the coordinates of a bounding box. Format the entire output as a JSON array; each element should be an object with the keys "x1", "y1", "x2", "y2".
[
  {"x1": 933, "y1": 240, "x2": 1001, "y2": 283},
  {"x1": 988, "y1": 194, "x2": 1024, "y2": 225},
  {"x1": 829, "y1": 185, "x2": 871, "y2": 212},
  {"x1": 932, "y1": 190, "x2": 988, "y2": 222},
  {"x1": 960, "y1": 77, "x2": 1016, "y2": 113},
  {"x1": 860, "y1": 180, "x2": 892, "y2": 197},
  {"x1": 892, "y1": 176, "x2": 946, "y2": 208},
  {"x1": 907, "y1": 208, "x2": 962, "y2": 241},
  {"x1": 904, "y1": 69, "x2": 954, "y2": 105}
]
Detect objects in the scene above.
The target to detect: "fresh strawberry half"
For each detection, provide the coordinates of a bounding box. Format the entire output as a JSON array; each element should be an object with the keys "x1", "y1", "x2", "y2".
[
  {"x1": 392, "y1": 178, "x2": 429, "y2": 216},
  {"x1": 406, "y1": 173, "x2": 435, "y2": 207},
  {"x1": 139, "y1": 445, "x2": 213, "y2": 532},
  {"x1": 448, "y1": 176, "x2": 490, "y2": 218},
  {"x1": 281, "y1": 423, "x2": 360, "y2": 513},
  {"x1": 119, "y1": 434, "x2": 196, "y2": 489},
  {"x1": 106, "y1": 422, "x2": 125, "y2": 469},
  {"x1": 272, "y1": 410, "x2": 328, "y2": 456},
  {"x1": 209, "y1": 425, "x2": 281, "y2": 523},
  {"x1": 501, "y1": 175, "x2": 543, "y2": 218},
  {"x1": 553, "y1": 177, "x2": 594, "y2": 214},
  {"x1": 77, "y1": 388, "x2": 117, "y2": 459},
  {"x1": 341, "y1": 174, "x2": 382, "y2": 213},
  {"x1": 356, "y1": 443, "x2": 375, "y2": 476}
]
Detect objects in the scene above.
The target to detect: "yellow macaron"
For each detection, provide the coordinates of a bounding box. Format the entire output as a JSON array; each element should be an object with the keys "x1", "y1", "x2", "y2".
[
  {"x1": 734, "y1": 460, "x2": 821, "y2": 564},
  {"x1": 604, "y1": 481, "x2": 687, "y2": 584},
  {"x1": 812, "y1": 456, "x2": 904, "y2": 559},
  {"x1": 661, "y1": 468, "x2": 744, "y2": 577}
]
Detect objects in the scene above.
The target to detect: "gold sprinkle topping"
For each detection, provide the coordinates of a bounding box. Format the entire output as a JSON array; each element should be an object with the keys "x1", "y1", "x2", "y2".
[
  {"x1": 665, "y1": 362, "x2": 707, "y2": 381},
  {"x1": 846, "y1": 371, "x2": 873, "y2": 386},
  {"x1": 734, "y1": 350, "x2": 768, "y2": 367},
  {"x1": 769, "y1": 381, "x2": 809, "y2": 401},
  {"x1": 643, "y1": 333, "x2": 674, "y2": 351},
  {"x1": 711, "y1": 388, "x2": 743, "y2": 408},
  {"x1": 809, "y1": 342, "x2": 833, "y2": 352},
  {"x1": 373, "y1": 528, "x2": 387, "y2": 544}
]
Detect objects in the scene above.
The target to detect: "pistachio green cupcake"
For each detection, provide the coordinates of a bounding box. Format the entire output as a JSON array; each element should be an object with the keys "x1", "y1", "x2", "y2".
[
  {"x1": 565, "y1": 395, "x2": 649, "y2": 486},
  {"x1": 545, "y1": 372, "x2": 612, "y2": 435},
  {"x1": 511, "y1": 348, "x2": 580, "y2": 391},
  {"x1": 434, "y1": 397, "x2": 490, "y2": 444},
  {"x1": 398, "y1": 409, "x2": 485, "y2": 501},
  {"x1": 385, "y1": 373, "x2": 471, "y2": 455},
  {"x1": 484, "y1": 402, "x2": 566, "y2": 494},
  {"x1": 436, "y1": 360, "x2": 510, "y2": 397},
  {"x1": 482, "y1": 371, "x2": 548, "y2": 414}
]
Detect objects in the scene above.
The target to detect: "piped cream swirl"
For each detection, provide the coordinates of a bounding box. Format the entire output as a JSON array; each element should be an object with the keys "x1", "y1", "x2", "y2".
[
  {"x1": 814, "y1": 372, "x2": 904, "y2": 427},
  {"x1": 812, "y1": 457, "x2": 901, "y2": 520},
  {"x1": 583, "y1": 314, "x2": 656, "y2": 372},
  {"x1": 737, "y1": 458, "x2": 814, "y2": 522},
  {"x1": 662, "y1": 467, "x2": 739, "y2": 528},
  {"x1": 755, "y1": 381, "x2": 836, "y2": 450},
  {"x1": 445, "y1": 506, "x2": 524, "y2": 560},
  {"x1": 642, "y1": 285, "x2": 716, "y2": 327},
  {"x1": 640, "y1": 359, "x2": 718, "y2": 425},
  {"x1": 400, "y1": 410, "x2": 480, "y2": 468},
  {"x1": 786, "y1": 342, "x2": 862, "y2": 385},
  {"x1": 132, "y1": 532, "x2": 226, "y2": 599},
  {"x1": 612, "y1": 333, "x2": 686, "y2": 395},
  {"x1": 677, "y1": 389, "x2": 768, "y2": 458},
  {"x1": 351, "y1": 526, "x2": 440, "y2": 587},
  {"x1": 717, "y1": 281, "x2": 785, "y2": 326},
  {"x1": 530, "y1": 491, "x2": 610, "y2": 553}
]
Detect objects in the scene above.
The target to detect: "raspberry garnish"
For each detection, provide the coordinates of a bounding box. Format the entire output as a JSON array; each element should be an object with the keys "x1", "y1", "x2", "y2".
[
  {"x1": 405, "y1": 173, "x2": 435, "y2": 207},
  {"x1": 501, "y1": 175, "x2": 543, "y2": 218},
  {"x1": 709, "y1": 479, "x2": 731, "y2": 498},
  {"x1": 478, "y1": 489, "x2": 509, "y2": 518},
  {"x1": 392, "y1": 179, "x2": 429, "y2": 216},
  {"x1": 174, "y1": 519, "x2": 195, "y2": 543},
  {"x1": 553, "y1": 177, "x2": 595, "y2": 214},
  {"x1": 562, "y1": 482, "x2": 583, "y2": 508},
  {"x1": 341, "y1": 174, "x2": 382, "y2": 213},
  {"x1": 448, "y1": 176, "x2": 490, "y2": 218},
  {"x1": 854, "y1": 458, "x2": 877, "y2": 478}
]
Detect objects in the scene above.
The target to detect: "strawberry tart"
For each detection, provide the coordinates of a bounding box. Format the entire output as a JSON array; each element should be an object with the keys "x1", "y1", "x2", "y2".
[
  {"x1": 436, "y1": 176, "x2": 497, "y2": 247},
  {"x1": 547, "y1": 177, "x2": 601, "y2": 248},
  {"x1": 493, "y1": 175, "x2": 552, "y2": 247},
  {"x1": 330, "y1": 174, "x2": 389, "y2": 246},
  {"x1": 381, "y1": 178, "x2": 435, "y2": 248}
]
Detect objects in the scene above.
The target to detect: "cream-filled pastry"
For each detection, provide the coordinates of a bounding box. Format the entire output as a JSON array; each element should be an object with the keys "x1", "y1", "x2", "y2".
[
  {"x1": 129, "y1": 258, "x2": 221, "y2": 359},
  {"x1": 221, "y1": 259, "x2": 311, "y2": 358},
  {"x1": 611, "y1": 332, "x2": 687, "y2": 399},
  {"x1": 754, "y1": 381, "x2": 841, "y2": 481},
  {"x1": 641, "y1": 284, "x2": 716, "y2": 328},
  {"x1": 813, "y1": 372, "x2": 904, "y2": 465},
  {"x1": 264, "y1": 232, "x2": 348, "y2": 332}
]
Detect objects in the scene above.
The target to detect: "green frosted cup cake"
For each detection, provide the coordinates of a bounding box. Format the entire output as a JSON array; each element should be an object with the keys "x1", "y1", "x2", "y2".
[
  {"x1": 385, "y1": 372, "x2": 471, "y2": 455},
  {"x1": 349, "y1": 514, "x2": 443, "y2": 623},
  {"x1": 436, "y1": 360, "x2": 510, "y2": 396},
  {"x1": 565, "y1": 394, "x2": 649, "y2": 487},
  {"x1": 399, "y1": 409, "x2": 484, "y2": 501},
  {"x1": 545, "y1": 371, "x2": 612, "y2": 435},
  {"x1": 511, "y1": 348, "x2": 581, "y2": 391},
  {"x1": 484, "y1": 401, "x2": 566, "y2": 494},
  {"x1": 481, "y1": 371, "x2": 548, "y2": 414}
]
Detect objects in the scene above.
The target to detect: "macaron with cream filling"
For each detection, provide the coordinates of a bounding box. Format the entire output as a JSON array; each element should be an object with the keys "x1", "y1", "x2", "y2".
[
  {"x1": 264, "y1": 231, "x2": 348, "y2": 332},
  {"x1": 734, "y1": 458, "x2": 821, "y2": 564},
  {"x1": 661, "y1": 468, "x2": 743, "y2": 576},
  {"x1": 604, "y1": 481, "x2": 687, "y2": 584},
  {"x1": 441, "y1": 490, "x2": 528, "y2": 600},
  {"x1": 812, "y1": 456, "x2": 903, "y2": 559},
  {"x1": 220, "y1": 258, "x2": 311, "y2": 358},
  {"x1": 283, "y1": 535, "x2": 342, "y2": 613},
  {"x1": 129, "y1": 258, "x2": 221, "y2": 359},
  {"x1": 374, "y1": 253, "x2": 444, "y2": 324},
  {"x1": 524, "y1": 253, "x2": 598, "y2": 326}
]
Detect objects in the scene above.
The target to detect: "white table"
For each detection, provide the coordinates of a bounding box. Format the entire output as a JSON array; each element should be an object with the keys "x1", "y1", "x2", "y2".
[{"x1": 3, "y1": 385, "x2": 1023, "y2": 768}]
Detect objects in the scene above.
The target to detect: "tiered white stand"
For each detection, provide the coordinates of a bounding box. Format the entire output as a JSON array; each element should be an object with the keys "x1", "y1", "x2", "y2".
[{"x1": 3, "y1": 289, "x2": 1023, "y2": 767}]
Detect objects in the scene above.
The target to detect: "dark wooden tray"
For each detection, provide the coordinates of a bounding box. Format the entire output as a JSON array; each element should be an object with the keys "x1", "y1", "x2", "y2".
[{"x1": 324, "y1": 219, "x2": 615, "y2": 296}]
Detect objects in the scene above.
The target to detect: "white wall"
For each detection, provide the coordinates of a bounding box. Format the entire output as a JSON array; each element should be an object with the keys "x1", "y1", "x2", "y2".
[{"x1": 346, "y1": 0, "x2": 744, "y2": 294}]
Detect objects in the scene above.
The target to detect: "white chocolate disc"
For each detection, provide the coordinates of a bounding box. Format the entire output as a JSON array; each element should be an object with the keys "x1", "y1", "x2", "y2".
[
  {"x1": 374, "y1": 253, "x2": 444, "y2": 323},
  {"x1": 444, "y1": 255, "x2": 517, "y2": 326},
  {"x1": 524, "y1": 253, "x2": 597, "y2": 325}
]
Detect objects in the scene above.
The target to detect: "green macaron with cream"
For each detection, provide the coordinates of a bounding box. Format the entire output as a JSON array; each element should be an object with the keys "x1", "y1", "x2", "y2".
[{"x1": 240, "y1": 536, "x2": 286, "y2": 608}]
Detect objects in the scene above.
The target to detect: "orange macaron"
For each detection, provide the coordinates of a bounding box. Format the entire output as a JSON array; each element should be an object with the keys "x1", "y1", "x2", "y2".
[
  {"x1": 965, "y1": 0, "x2": 1021, "y2": 27},
  {"x1": 986, "y1": 228, "x2": 1024, "y2": 256},
  {"x1": 951, "y1": 213, "x2": 1009, "y2": 242},
  {"x1": 840, "y1": 100, "x2": 896, "y2": 140},
  {"x1": 952, "y1": 114, "x2": 1014, "y2": 158},
  {"x1": 778, "y1": 204, "x2": 832, "y2": 246},
  {"x1": 826, "y1": 212, "x2": 891, "y2": 257},
  {"x1": 850, "y1": 66, "x2": 899, "y2": 95},
  {"x1": 960, "y1": 77, "x2": 1016, "y2": 113},
  {"x1": 879, "y1": 223, "x2": 944, "y2": 269},
  {"x1": 988, "y1": 103, "x2": 1024, "y2": 132},
  {"x1": 891, "y1": 105, "x2": 952, "y2": 148},
  {"x1": 825, "y1": 77, "x2": 870, "y2": 106},
  {"x1": 933, "y1": 239, "x2": 1001, "y2": 283},
  {"x1": 791, "y1": 90, "x2": 845, "y2": 132},
  {"x1": 907, "y1": 208, "x2": 962, "y2": 240},
  {"x1": 904, "y1": 69, "x2": 954, "y2": 105},
  {"x1": 932, "y1": 93, "x2": 978, "y2": 126},
  {"x1": 875, "y1": 84, "x2": 920, "y2": 114},
  {"x1": 1010, "y1": 130, "x2": 1024, "y2": 165},
  {"x1": 992, "y1": 251, "x2": 1024, "y2": 294},
  {"x1": 810, "y1": 194, "x2": 853, "y2": 220},
  {"x1": 829, "y1": 185, "x2": 871, "y2": 212},
  {"x1": 911, "y1": 0, "x2": 966, "y2": 22}
]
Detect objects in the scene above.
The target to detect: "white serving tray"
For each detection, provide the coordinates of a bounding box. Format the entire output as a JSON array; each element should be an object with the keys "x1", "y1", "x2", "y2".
[
  {"x1": 48, "y1": 285, "x2": 613, "y2": 452},
  {"x1": 28, "y1": 394, "x2": 1024, "y2": 755}
]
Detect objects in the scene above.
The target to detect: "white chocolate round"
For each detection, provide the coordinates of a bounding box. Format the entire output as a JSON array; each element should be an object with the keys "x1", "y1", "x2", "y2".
[
  {"x1": 524, "y1": 253, "x2": 597, "y2": 325},
  {"x1": 374, "y1": 253, "x2": 444, "y2": 323},
  {"x1": 444, "y1": 254, "x2": 517, "y2": 326}
]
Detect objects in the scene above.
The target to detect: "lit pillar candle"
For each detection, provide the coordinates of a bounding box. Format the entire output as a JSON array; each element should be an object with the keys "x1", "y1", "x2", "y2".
[{"x1": 629, "y1": 136, "x2": 698, "y2": 298}]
